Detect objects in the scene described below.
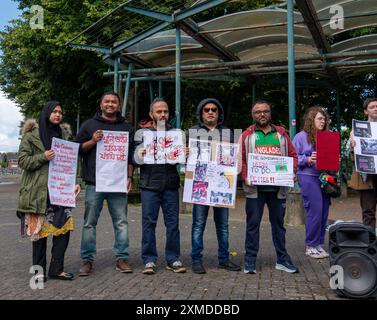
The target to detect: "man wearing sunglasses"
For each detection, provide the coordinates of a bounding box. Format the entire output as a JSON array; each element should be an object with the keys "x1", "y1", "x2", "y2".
[
  {"x1": 240, "y1": 100, "x2": 298, "y2": 274},
  {"x1": 188, "y1": 98, "x2": 241, "y2": 274}
]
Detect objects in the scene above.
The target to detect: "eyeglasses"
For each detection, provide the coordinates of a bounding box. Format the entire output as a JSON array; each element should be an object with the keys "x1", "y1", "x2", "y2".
[
  {"x1": 253, "y1": 110, "x2": 270, "y2": 115},
  {"x1": 203, "y1": 107, "x2": 218, "y2": 113}
]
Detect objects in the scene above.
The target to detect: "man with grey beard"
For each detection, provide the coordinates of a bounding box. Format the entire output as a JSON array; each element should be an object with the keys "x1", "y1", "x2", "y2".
[{"x1": 134, "y1": 98, "x2": 186, "y2": 275}]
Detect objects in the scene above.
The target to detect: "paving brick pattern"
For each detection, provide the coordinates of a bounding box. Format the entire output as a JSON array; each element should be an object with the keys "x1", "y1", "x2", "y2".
[{"x1": 0, "y1": 178, "x2": 361, "y2": 300}]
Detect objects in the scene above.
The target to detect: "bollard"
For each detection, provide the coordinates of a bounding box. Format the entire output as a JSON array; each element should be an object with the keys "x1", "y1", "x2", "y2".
[{"x1": 285, "y1": 182, "x2": 305, "y2": 226}]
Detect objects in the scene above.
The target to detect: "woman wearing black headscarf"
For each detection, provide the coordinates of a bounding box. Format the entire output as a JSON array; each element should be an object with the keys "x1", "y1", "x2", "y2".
[{"x1": 17, "y1": 101, "x2": 80, "y2": 281}]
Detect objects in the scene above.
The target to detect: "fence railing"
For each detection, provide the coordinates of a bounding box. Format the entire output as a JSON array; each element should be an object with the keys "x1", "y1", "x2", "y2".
[{"x1": 0, "y1": 168, "x2": 22, "y2": 175}]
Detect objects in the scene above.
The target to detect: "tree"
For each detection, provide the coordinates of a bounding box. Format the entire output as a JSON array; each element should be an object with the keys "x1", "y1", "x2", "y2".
[
  {"x1": 0, "y1": 0, "x2": 282, "y2": 132},
  {"x1": 0, "y1": 0, "x2": 127, "y2": 131},
  {"x1": 2, "y1": 0, "x2": 374, "y2": 135}
]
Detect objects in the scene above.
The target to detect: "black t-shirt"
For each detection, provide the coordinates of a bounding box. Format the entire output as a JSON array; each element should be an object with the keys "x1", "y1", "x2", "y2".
[{"x1": 75, "y1": 112, "x2": 135, "y2": 185}]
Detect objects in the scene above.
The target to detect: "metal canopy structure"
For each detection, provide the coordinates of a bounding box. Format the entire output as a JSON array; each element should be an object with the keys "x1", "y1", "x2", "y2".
[{"x1": 67, "y1": 0, "x2": 377, "y2": 136}]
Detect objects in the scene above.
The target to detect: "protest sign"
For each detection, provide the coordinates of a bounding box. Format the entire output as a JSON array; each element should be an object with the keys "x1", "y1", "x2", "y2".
[
  {"x1": 247, "y1": 153, "x2": 294, "y2": 187},
  {"x1": 48, "y1": 138, "x2": 79, "y2": 207},
  {"x1": 96, "y1": 131, "x2": 129, "y2": 192},
  {"x1": 352, "y1": 119, "x2": 377, "y2": 173},
  {"x1": 183, "y1": 140, "x2": 239, "y2": 208},
  {"x1": 143, "y1": 130, "x2": 185, "y2": 164}
]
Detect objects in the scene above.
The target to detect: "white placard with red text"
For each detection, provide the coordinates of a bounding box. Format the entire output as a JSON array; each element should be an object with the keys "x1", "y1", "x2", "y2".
[
  {"x1": 48, "y1": 138, "x2": 79, "y2": 207},
  {"x1": 96, "y1": 131, "x2": 129, "y2": 193}
]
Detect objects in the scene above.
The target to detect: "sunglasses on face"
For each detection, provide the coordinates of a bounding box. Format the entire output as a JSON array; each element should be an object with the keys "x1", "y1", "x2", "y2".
[{"x1": 203, "y1": 107, "x2": 218, "y2": 113}]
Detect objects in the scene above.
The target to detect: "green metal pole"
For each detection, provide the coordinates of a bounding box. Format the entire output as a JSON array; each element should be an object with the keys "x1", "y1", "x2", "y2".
[
  {"x1": 122, "y1": 63, "x2": 133, "y2": 117},
  {"x1": 135, "y1": 81, "x2": 139, "y2": 126},
  {"x1": 113, "y1": 55, "x2": 120, "y2": 93},
  {"x1": 148, "y1": 81, "x2": 154, "y2": 103},
  {"x1": 175, "y1": 25, "x2": 181, "y2": 129},
  {"x1": 287, "y1": 0, "x2": 296, "y2": 137},
  {"x1": 252, "y1": 83, "x2": 256, "y2": 105},
  {"x1": 158, "y1": 80, "x2": 163, "y2": 97}
]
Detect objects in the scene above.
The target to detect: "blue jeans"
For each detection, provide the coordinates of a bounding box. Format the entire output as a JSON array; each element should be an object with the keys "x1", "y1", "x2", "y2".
[
  {"x1": 80, "y1": 185, "x2": 129, "y2": 262},
  {"x1": 191, "y1": 204, "x2": 229, "y2": 264},
  {"x1": 141, "y1": 189, "x2": 180, "y2": 265},
  {"x1": 245, "y1": 193, "x2": 291, "y2": 264}
]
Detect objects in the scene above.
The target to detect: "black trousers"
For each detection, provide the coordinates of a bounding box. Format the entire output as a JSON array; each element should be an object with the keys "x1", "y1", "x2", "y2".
[
  {"x1": 32, "y1": 232, "x2": 70, "y2": 276},
  {"x1": 359, "y1": 175, "x2": 377, "y2": 230}
]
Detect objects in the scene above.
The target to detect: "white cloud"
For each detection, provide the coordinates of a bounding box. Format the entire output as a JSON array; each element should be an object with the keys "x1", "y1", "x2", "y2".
[{"x1": 0, "y1": 91, "x2": 24, "y2": 152}]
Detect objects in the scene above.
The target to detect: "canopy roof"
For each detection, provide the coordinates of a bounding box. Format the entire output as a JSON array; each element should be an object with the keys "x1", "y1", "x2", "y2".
[{"x1": 67, "y1": 0, "x2": 377, "y2": 81}]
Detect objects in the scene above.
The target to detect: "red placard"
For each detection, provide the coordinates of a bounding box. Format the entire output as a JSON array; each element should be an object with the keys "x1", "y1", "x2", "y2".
[{"x1": 316, "y1": 131, "x2": 340, "y2": 171}]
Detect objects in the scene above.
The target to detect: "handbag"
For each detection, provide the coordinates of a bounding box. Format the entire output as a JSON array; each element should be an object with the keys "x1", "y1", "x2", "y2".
[
  {"x1": 319, "y1": 172, "x2": 341, "y2": 198},
  {"x1": 348, "y1": 170, "x2": 374, "y2": 190}
]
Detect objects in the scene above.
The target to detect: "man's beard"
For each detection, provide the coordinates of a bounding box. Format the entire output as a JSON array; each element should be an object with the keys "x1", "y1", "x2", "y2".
[
  {"x1": 154, "y1": 118, "x2": 166, "y2": 129},
  {"x1": 256, "y1": 119, "x2": 270, "y2": 128}
]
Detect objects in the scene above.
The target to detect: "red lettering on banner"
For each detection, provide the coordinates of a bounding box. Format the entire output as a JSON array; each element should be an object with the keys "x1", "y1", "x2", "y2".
[{"x1": 255, "y1": 146, "x2": 281, "y2": 155}]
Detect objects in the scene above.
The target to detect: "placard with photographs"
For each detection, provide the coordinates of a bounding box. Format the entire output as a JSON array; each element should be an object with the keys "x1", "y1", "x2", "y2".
[
  {"x1": 183, "y1": 140, "x2": 239, "y2": 208},
  {"x1": 352, "y1": 119, "x2": 377, "y2": 173}
]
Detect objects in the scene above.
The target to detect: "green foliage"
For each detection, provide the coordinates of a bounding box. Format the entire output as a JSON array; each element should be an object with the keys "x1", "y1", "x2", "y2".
[
  {"x1": 0, "y1": 0, "x2": 125, "y2": 129},
  {"x1": 1, "y1": 0, "x2": 376, "y2": 139},
  {"x1": 340, "y1": 127, "x2": 353, "y2": 182}
]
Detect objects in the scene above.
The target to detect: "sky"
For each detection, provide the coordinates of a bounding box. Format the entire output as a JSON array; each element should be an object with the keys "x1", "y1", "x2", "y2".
[{"x1": 0, "y1": 0, "x2": 23, "y2": 153}]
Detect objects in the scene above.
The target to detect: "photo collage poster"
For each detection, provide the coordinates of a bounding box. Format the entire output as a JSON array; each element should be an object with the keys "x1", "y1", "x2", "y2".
[
  {"x1": 183, "y1": 139, "x2": 239, "y2": 208},
  {"x1": 352, "y1": 119, "x2": 377, "y2": 173}
]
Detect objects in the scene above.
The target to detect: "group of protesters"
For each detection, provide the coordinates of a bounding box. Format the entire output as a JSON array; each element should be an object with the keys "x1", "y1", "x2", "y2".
[{"x1": 15, "y1": 91, "x2": 377, "y2": 281}]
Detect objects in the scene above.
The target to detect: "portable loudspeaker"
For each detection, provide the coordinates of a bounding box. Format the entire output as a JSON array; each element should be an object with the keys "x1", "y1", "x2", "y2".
[{"x1": 329, "y1": 222, "x2": 377, "y2": 299}]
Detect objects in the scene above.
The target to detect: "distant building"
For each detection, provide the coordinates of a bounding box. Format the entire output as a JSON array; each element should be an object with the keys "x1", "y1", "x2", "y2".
[{"x1": 8, "y1": 159, "x2": 18, "y2": 169}]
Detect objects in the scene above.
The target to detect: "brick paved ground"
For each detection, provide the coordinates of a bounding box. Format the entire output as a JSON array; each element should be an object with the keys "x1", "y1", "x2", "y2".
[{"x1": 0, "y1": 176, "x2": 365, "y2": 300}]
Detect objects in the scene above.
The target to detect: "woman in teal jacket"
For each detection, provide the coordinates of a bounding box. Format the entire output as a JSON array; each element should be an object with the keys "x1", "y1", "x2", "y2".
[{"x1": 17, "y1": 101, "x2": 80, "y2": 281}]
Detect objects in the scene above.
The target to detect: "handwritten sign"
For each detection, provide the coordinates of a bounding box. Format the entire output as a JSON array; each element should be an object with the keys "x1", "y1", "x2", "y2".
[
  {"x1": 96, "y1": 131, "x2": 129, "y2": 192},
  {"x1": 48, "y1": 138, "x2": 79, "y2": 207},
  {"x1": 247, "y1": 153, "x2": 294, "y2": 187},
  {"x1": 143, "y1": 130, "x2": 185, "y2": 164}
]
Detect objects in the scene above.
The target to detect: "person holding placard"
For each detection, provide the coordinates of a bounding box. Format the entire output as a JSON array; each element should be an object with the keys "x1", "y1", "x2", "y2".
[
  {"x1": 188, "y1": 98, "x2": 241, "y2": 274},
  {"x1": 349, "y1": 98, "x2": 377, "y2": 230},
  {"x1": 75, "y1": 92, "x2": 135, "y2": 276},
  {"x1": 241, "y1": 100, "x2": 298, "y2": 274},
  {"x1": 17, "y1": 101, "x2": 81, "y2": 281},
  {"x1": 134, "y1": 98, "x2": 186, "y2": 275},
  {"x1": 293, "y1": 106, "x2": 332, "y2": 259}
]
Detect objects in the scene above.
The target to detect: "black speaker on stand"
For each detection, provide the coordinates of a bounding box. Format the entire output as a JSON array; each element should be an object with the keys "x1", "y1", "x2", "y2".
[{"x1": 329, "y1": 222, "x2": 377, "y2": 299}]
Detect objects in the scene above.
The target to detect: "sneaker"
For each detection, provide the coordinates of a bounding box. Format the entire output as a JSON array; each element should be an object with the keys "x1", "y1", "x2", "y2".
[
  {"x1": 275, "y1": 260, "x2": 299, "y2": 273},
  {"x1": 116, "y1": 259, "x2": 133, "y2": 273},
  {"x1": 192, "y1": 262, "x2": 206, "y2": 274},
  {"x1": 315, "y1": 245, "x2": 329, "y2": 258},
  {"x1": 79, "y1": 261, "x2": 93, "y2": 276},
  {"x1": 306, "y1": 246, "x2": 324, "y2": 259},
  {"x1": 142, "y1": 262, "x2": 156, "y2": 275},
  {"x1": 218, "y1": 261, "x2": 241, "y2": 271},
  {"x1": 243, "y1": 262, "x2": 256, "y2": 274},
  {"x1": 166, "y1": 260, "x2": 186, "y2": 273}
]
